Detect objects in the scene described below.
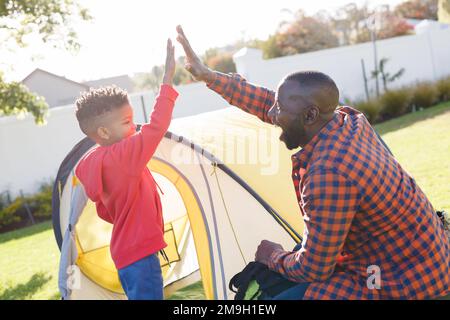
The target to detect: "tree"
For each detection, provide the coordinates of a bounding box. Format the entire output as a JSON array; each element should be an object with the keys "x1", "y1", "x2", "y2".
[
  {"x1": 0, "y1": 74, "x2": 48, "y2": 124},
  {"x1": 330, "y1": 3, "x2": 372, "y2": 45},
  {"x1": 0, "y1": 0, "x2": 91, "y2": 124},
  {"x1": 353, "y1": 13, "x2": 413, "y2": 44},
  {"x1": 330, "y1": 3, "x2": 414, "y2": 45},
  {"x1": 395, "y1": 0, "x2": 439, "y2": 20},
  {"x1": 261, "y1": 9, "x2": 339, "y2": 58},
  {"x1": 439, "y1": 0, "x2": 450, "y2": 23},
  {"x1": 203, "y1": 48, "x2": 236, "y2": 74},
  {"x1": 371, "y1": 11, "x2": 415, "y2": 41},
  {"x1": 0, "y1": 0, "x2": 91, "y2": 51},
  {"x1": 133, "y1": 66, "x2": 164, "y2": 92},
  {"x1": 132, "y1": 57, "x2": 194, "y2": 92}
]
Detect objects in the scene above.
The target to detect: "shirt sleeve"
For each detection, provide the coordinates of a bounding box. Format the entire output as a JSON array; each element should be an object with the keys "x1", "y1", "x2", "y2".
[
  {"x1": 206, "y1": 71, "x2": 275, "y2": 124},
  {"x1": 109, "y1": 84, "x2": 178, "y2": 176},
  {"x1": 268, "y1": 168, "x2": 360, "y2": 283}
]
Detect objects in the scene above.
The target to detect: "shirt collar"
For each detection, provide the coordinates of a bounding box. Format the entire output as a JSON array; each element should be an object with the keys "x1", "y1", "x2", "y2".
[{"x1": 291, "y1": 110, "x2": 343, "y2": 168}]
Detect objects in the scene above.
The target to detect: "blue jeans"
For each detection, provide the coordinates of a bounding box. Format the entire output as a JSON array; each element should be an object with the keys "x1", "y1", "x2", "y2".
[
  {"x1": 272, "y1": 282, "x2": 310, "y2": 300},
  {"x1": 268, "y1": 242, "x2": 310, "y2": 300},
  {"x1": 118, "y1": 253, "x2": 164, "y2": 300}
]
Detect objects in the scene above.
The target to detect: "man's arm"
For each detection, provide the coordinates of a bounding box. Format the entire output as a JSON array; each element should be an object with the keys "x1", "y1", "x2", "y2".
[
  {"x1": 206, "y1": 72, "x2": 275, "y2": 124},
  {"x1": 176, "y1": 25, "x2": 275, "y2": 124},
  {"x1": 267, "y1": 169, "x2": 360, "y2": 283}
]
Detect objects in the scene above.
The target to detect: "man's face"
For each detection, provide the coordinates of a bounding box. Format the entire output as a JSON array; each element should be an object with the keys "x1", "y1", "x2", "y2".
[
  {"x1": 268, "y1": 80, "x2": 308, "y2": 150},
  {"x1": 99, "y1": 104, "x2": 136, "y2": 144}
]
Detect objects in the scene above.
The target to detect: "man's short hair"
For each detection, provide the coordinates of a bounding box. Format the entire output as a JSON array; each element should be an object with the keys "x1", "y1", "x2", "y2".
[
  {"x1": 75, "y1": 85, "x2": 129, "y2": 136},
  {"x1": 283, "y1": 71, "x2": 340, "y2": 113}
]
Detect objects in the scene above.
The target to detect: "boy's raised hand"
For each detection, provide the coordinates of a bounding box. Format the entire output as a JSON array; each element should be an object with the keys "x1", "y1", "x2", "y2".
[
  {"x1": 176, "y1": 25, "x2": 214, "y2": 83},
  {"x1": 163, "y1": 38, "x2": 175, "y2": 85}
]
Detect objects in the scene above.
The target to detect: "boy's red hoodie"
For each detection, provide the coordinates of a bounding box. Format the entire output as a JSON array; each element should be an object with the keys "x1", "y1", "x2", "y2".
[{"x1": 75, "y1": 84, "x2": 178, "y2": 270}]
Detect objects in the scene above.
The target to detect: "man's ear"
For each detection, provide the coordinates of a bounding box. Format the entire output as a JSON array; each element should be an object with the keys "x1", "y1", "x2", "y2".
[
  {"x1": 304, "y1": 106, "x2": 319, "y2": 125},
  {"x1": 97, "y1": 126, "x2": 110, "y2": 140}
]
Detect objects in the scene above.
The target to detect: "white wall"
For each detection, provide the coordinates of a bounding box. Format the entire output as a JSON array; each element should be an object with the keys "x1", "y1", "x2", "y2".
[
  {"x1": 0, "y1": 82, "x2": 231, "y2": 196},
  {"x1": 129, "y1": 81, "x2": 230, "y2": 124},
  {"x1": 2, "y1": 24, "x2": 450, "y2": 196},
  {"x1": 0, "y1": 106, "x2": 85, "y2": 196},
  {"x1": 234, "y1": 24, "x2": 450, "y2": 102}
]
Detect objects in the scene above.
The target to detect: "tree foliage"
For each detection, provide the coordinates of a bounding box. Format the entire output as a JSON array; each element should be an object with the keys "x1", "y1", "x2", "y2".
[
  {"x1": 330, "y1": 3, "x2": 414, "y2": 46},
  {"x1": 0, "y1": 0, "x2": 91, "y2": 51},
  {"x1": 0, "y1": 74, "x2": 48, "y2": 124},
  {"x1": 261, "y1": 10, "x2": 339, "y2": 58},
  {"x1": 203, "y1": 48, "x2": 236, "y2": 74},
  {"x1": 395, "y1": 0, "x2": 439, "y2": 20},
  {"x1": 330, "y1": 3, "x2": 372, "y2": 45},
  {"x1": 438, "y1": 0, "x2": 450, "y2": 23},
  {"x1": 133, "y1": 50, "x2": 237, "y2": 91},
  {"x1": 256, "y1": 4, "x2": 414, "y2": 58},
  {"x1": 0, "y1": 0, "x2": 90, "y2": 124}
]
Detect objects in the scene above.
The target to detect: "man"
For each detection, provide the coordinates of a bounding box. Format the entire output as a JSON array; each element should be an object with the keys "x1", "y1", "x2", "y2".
[{"x1": 175, "y1": 26, "x2": 449, "y2": 300}]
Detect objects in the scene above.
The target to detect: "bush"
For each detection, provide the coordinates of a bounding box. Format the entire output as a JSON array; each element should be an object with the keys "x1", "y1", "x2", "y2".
[
  {"x1": 411, "y1": 82, "x2": 438, "y2": 109},
  {"x1": 379, "y1": 88, "x2": 411, "y2": 120},
  {"x1": 354, "y1": 99, "x2": 381, "y2": 124},
  {"x1": 28, "y1": 183, "x2": 53, "y2": 219},
  {"x1": 436, "y1": 77, "x2": 450, "y2": 103},
  {"x1": 0, "y1": 198, "x2": 23, "y2": 229},
  {"x1": 0, "y1": 181, "x2": 54, "y2": 233}
]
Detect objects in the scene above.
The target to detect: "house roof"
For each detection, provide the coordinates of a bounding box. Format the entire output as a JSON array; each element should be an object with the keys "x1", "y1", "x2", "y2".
[
  {"x1": 21, "y1": 68, "x2": 90, "y2": 90},
  {"x1": 21, "y1": 68, "x2": 135, "y2": 93}
]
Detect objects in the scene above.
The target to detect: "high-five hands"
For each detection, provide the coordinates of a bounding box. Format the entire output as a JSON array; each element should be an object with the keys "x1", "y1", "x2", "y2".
[
  {"x1": 163, "y1": 38, "x2": 176, "y2": 85},
  {"x1": 176, "y1": 25, "x2": 214, "y2": 83}
]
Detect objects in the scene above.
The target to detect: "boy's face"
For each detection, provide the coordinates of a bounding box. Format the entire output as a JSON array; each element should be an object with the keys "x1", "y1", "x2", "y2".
[{"x1": 97, "y1": 104, "x2": 136, "y2": 145}]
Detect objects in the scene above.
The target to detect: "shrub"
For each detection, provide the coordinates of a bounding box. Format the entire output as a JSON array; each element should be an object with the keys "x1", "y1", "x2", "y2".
[
  {"x1": 411, "y1": 82, "x2": 438, "y2": 109},
  {"x1": 0, "y1": 180, "x2": 54, "y2": 233},
  {"x1": 28, "y1": 183, "x2": 53, "y2": 219},
  {"x1": 354, "y1": 99, "x2": 381, "y2": 124},
  {"x1": 436, "y1": 77, "x2": 450, "y2": 103},
  {"x1": 0, "y1": 198, "x2": 23, "y2": 229},
  {"x1": 379, "y1": 88, "x2": 411, "y2": 120}
]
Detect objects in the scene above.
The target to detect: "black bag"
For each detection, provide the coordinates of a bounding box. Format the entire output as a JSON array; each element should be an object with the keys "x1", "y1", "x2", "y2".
[{"x1": 229, "y1": 261, "x2": 299, "y2": 300}]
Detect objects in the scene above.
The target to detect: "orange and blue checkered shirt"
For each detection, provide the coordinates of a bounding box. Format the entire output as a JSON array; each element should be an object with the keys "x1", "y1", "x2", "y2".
[{"x1": 207, "y1": 72, "x2": 449, "y2": 299}]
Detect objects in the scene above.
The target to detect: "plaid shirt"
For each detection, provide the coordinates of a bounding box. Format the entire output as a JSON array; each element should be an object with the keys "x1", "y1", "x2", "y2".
[{"x1": 208, "y1": 72, "x2": 449, "y2": 299}]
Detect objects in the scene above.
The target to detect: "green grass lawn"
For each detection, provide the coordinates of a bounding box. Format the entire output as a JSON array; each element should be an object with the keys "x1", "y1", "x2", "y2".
[
  {"x1": 375, "y1": 102, "x2": 450, "y2": 212},
  {"x1": 0, "y1": 221, "x2": 60, "y2": 300},
  {"x1": 1, "y1": 102, "x2": 449, "y2": 300}
]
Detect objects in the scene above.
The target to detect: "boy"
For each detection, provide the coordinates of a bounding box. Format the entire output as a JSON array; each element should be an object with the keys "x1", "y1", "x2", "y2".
[{"x1": 74, "y1": 39, "x2": 177, "y2": 300}]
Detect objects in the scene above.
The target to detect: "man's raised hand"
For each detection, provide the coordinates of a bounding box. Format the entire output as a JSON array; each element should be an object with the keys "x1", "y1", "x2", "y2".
[
  {"x1": 163, "y1": 38, "x2": 175, "y2": 85},
  {"x1": 176, "y1": 25, "x2": 214, "y2": 83}
]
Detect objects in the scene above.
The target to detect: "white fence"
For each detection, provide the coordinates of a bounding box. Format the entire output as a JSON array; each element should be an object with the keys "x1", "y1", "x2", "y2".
[
  {"x1": 0, "y1": 82, "x2": 231, "y2": 196},
  {"x1": 1, "y1": 21, "x2": 450, "y2": 196},
  {"x1": 234, "y1": 21, "x2": 450, "y2": 102}
]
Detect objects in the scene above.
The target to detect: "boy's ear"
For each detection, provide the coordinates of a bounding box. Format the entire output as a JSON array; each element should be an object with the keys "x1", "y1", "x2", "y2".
[{"x1": 97, "y1": 126, "x2": 110, "y2": 140}]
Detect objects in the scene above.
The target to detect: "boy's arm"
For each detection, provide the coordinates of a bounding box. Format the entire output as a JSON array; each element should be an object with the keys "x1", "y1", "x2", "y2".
[
  {"x1": 109, "y1": 85, "x2": 178, "y2": 176},
  {"x1": 109, "y1": 39, "x2": 177, "y2": 176},
  {"x1": 176, "y1": 25, "x2": 275, "y2": 124}
]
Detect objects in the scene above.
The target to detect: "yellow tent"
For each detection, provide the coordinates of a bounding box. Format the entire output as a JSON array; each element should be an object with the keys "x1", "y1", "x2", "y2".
[{"x1": 53, "y1": 107, "x2": 304, "y2": 300}]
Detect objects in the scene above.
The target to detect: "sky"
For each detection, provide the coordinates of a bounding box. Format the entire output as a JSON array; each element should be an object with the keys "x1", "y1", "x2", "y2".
[{"x1": 2, "y1": 0, "x2": 406, "y2": 82}]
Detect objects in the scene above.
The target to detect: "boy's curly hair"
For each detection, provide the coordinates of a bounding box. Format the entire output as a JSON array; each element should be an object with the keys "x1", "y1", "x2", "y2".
[{"x1": 75, "y1": 85, "x2": 129, "y2": 136}]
